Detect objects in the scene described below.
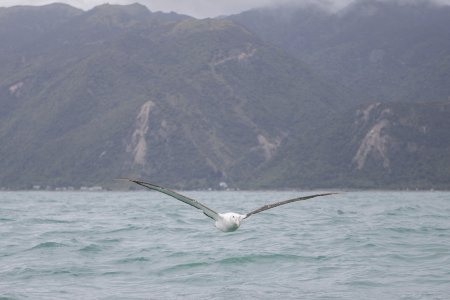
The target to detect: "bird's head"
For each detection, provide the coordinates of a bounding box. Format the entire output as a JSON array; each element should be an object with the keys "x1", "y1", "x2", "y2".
[{"x1": 229, "y1": 213, "x2": 244, "y2": 227}]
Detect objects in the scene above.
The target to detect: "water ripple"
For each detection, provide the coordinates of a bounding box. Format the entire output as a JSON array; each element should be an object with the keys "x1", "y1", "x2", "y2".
[
  {"x1": 0, "y1": 191, "x2": 449, "y2": 299},
  {"x1": 28, "y1": 242, "x2": 68, "y2": 250}
]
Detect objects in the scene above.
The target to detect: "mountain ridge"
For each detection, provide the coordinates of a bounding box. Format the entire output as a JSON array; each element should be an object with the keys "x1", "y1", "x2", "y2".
[
  {"x1": 1, "y1": 2, "x2": 450, "y2": 190},
  {"x1": 0, "y1": 3, "x2": 352, "y2": 189}
]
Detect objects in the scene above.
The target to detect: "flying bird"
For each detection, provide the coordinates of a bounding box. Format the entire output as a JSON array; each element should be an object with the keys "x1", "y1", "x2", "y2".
[{"x1": 124, "y1": 179, "x2": 336, "y2": 232}]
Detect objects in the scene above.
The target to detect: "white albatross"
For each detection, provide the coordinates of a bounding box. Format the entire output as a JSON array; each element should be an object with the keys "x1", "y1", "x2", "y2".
[{"x1": 124, "y1": 179, "x2": 337, "y2": 232}]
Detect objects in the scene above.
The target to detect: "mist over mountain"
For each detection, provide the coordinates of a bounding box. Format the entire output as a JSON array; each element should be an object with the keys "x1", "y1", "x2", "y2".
[
  {"x1": 1, "y1": 1, "x2": 449, "y2": 190},
  {"x1": 2, "y1": 0, "x2": 450, "y2": 18},
  {"x1": 230, "y1": 0, "x2": 450, "y2": 103}
]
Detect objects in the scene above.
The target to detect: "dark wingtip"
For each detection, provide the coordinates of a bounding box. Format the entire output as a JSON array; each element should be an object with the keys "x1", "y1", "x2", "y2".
[
  {"x1": 119, "y1": 179, "x2": 165, "y2": 191},
  {"x1": 116, "y1": 178, "x2": 140, "y2": 183}
]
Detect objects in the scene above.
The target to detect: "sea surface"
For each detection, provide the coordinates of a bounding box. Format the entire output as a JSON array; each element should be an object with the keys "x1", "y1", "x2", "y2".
[{"x1": 0, "y1": 191, "x2": 449, "y2": 299}]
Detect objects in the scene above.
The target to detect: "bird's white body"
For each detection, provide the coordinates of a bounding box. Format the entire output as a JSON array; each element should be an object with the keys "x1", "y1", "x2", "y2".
[{"x1": 215, "y1": 213, "x2": 245, "y2": 232}]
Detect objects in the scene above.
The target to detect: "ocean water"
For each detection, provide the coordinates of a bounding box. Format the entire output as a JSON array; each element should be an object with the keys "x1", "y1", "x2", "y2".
[{"x1": 0, "y1": 191, "x2": 449, "y2": 299}]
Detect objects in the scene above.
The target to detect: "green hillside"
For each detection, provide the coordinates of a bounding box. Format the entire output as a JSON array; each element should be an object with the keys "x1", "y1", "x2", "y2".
[
  {"x1": 0, "y1": 4, "x2": 351, "y2": 189},
  {"x1": 1, "y1": 2, "x2": 450, "y2": 190},
  {"x1": 253, "y1": 101, "x2": 450, "y2": 190}
]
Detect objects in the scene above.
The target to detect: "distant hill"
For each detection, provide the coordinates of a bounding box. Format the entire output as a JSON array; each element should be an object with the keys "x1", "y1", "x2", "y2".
[
  {"x1": 230, "y1": 0, "x2": 450, "y2": 104},
  {"x1": 1, "y1": 2, "x2": 450, "y2": 190}
]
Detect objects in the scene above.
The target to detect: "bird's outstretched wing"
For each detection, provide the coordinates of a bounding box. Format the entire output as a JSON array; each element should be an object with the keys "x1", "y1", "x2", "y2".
[
  {"x1": 124, "y1": 179, "x2": 219, "y2": 221},
  {"x1": 244, "y1": 193, "x2": 336, "y2": 219}
]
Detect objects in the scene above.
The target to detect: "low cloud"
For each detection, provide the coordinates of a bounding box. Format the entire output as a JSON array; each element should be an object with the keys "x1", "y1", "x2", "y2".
[{"x1": 1, "y1": 0, "x2": 450, "y2": 18}]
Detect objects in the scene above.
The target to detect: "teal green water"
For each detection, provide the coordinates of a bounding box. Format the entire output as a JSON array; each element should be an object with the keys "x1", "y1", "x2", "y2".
[{"x1": 1, "y1": 191, "x2": 449, "y2": 299}]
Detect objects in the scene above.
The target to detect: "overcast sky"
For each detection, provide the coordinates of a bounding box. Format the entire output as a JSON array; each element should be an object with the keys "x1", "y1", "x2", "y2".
[{"x1": 1, "y1": 0, "x2": 450, "y2": 18}]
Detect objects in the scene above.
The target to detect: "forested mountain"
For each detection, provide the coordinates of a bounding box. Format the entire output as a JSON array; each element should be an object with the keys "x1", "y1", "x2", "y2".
[
  {"x1": 230, "y1": 0, "x2": 450, "y2": 104},
  {"x1": 1, "y1": 1, "x2": 449, "y2": 190},
  {"x1": 0, "y1": 3, "x2": 350, "y2": 189}
]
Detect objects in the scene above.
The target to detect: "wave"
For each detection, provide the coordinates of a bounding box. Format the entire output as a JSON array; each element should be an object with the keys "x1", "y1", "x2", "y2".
[
  {"x1": 158, "y1": 261, "x2": 210, "y2": 274},
  {"x1": 28, "y1": 241, "x2": 68, "y2": 250},
  {"x1": 387, "y1": 226, "x2": 450, "y2": 235},
  {"x1": 0, "y1": 296, "x2": 17, "y2": 300},
  {"x1": 96, "y1": 238, "x2": 123, "y2": 243},
  {"x1": 79, "y1": 244, "x2": 103, "y2": 253},
  {"x1": 217, "y1": 253, "x2": 304, "y2": 265},
  {"x1": 0, "y1": 218, "x2": 15, "y2": 222},
  {"x1": 29, "y1": 218, "x2": 76, "y2": 224},
  {"x1": 106, "y1": 225, "x2": 142, "y2": 233},
  {"x1": 115, "y1": 257, "x2": 151, "y2": 264},
  {"x1": 385, "y1": 206, "x2": 419, "y2": 216},
  {"x1": 159, "y1": 253, "x2": 329, "y2": 274},
  {"x1": 387, "y1": 227, "x2": 417, "y2": 233}
]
